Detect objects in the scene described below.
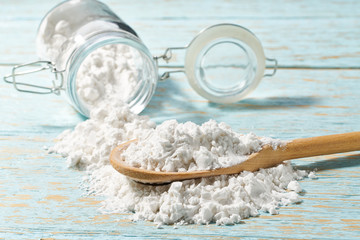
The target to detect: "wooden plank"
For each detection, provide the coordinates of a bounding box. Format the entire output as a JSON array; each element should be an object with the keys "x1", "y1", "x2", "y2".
[
  {"x1": 1, "y1": 66, "x2": 359, "y2": 238},
  {"x1": 0, "y1": 0, "x2": 359, "y2": 67},
  {"x1": 1, "y1": 68, "x2": 360, "y2": 138},
  {"x1": 0, "y1": 0, "x2": 359, "y2": 239}
]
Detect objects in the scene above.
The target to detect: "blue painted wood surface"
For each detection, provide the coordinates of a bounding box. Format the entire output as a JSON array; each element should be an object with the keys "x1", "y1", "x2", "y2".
[{"x1": 0, "y1": 0, "x2": 359, "y2": 239}]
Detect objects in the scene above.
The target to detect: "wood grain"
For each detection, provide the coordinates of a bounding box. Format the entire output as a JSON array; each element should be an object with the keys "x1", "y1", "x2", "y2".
[{"x1": 0, "y1": 0, "x2": 359, "y2": 239}]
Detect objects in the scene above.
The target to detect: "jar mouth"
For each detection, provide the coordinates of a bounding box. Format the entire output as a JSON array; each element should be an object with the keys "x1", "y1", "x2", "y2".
[
  {"x1": 196, "y1": 38, "x2": 258, "y2": 98},
  {"x1": 185, "y1": 24, "x2": 266, "y2": 103},
  {"x1": 66, "y1": 31, "x2": 158, "y2": 117}
]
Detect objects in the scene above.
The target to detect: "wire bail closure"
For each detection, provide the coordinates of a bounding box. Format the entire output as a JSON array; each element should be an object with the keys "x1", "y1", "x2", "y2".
[
  {"x1": 3, "y1": 61, "x2": 64, "y2": 95},
  {"x1": 154, "y1": 47, "x2": 278, "y2": 80},
  {"x1": 154, "y1": 47, "x2": 186, "y2": 81},
  {"x1": 264, "y1": 58, "x2": 278, "y2": 77}
]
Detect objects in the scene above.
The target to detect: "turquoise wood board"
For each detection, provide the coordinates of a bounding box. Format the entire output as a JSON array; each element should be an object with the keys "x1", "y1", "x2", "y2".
[{"x1": 0, "y1": 0, "x2": 359, "y2": 239}]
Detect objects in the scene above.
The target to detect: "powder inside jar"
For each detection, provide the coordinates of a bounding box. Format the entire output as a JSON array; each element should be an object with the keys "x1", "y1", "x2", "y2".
[
  {"x1": 39, "y1": 19, "x2": 145, "y2": 113},
  {"x1": 76, "y1": 44, "x2": 142, "y2": 109}
]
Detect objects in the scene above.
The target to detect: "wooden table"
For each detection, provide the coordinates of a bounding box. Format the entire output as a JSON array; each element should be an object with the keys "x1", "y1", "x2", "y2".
[{"x1": 1, "y1": 0, "x2": 359, "y2": 239}]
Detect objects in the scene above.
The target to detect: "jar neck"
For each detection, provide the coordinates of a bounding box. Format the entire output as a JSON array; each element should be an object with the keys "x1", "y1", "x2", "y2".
[{"x1": 65, "y1": 30, "x2": 158, "y2": 117}]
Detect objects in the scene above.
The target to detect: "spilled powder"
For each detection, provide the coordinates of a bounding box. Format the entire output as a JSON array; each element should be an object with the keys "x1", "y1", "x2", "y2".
[
  {"x1": 50, "y1": 101, "x2": 155, "y2": 169},
  {"x1": 50, "y1": 101, "x2": 313, "y2": 225}
]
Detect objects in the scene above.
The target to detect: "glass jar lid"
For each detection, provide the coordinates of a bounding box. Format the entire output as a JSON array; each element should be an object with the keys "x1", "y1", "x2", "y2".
[{"x1": 184, "y1": 23, "x2": 266, "y2": 103}]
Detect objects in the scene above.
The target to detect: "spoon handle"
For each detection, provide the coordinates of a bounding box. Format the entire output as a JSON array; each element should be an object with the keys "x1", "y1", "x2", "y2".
[
  {"x1": 215, "y1": 131, "x2": 360, "y2": 176},
  {"x1": 109, "y1": 132, "x2": 360, "y2": 184},
  {"x1": 279, "y1": 131, "x2": 360, "y2": 161}
]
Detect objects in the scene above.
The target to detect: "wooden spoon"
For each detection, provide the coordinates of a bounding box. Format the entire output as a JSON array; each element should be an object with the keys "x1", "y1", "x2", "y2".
[{"x1": 110, "y1": 132, "x2": 360, "y2": 184}]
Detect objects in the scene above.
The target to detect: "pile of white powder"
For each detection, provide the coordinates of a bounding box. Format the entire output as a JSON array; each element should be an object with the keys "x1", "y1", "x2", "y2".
[
  {"x1": 50, "y1": 100, "x2": 315, "y2": 226},
  {"x1": 122, "y1": 120, "x2": 284, "y2": 172},
  {"x1": 50, "y1": 100, "x2": 155, "y2": 169}
]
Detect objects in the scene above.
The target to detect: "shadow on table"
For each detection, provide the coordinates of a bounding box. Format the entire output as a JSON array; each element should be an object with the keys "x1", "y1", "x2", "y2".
[
  {"x1": 147, "y1": 77, "x2": 320, "y2": 113},
  {"x1": 145, "y1": 78, "x2": 322, "y2": 125},
  {"x1": 207, "y1": 96, "x2": 320, "y2": 111},
  {"x1": 297, "y1": 154, "x2": 360, "y2": 171},
  {"x1": 143, "y1": 79, "x2": 213, "y2": 124}
]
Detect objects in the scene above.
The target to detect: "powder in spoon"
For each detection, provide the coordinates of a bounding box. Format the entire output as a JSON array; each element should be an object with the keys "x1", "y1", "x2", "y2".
[
  {"x1": 50, "y1": 100, "x2": 312, "y2": 226},
  {"x1": 122, "y1": 119, "x2": 285, "y2": 172}
]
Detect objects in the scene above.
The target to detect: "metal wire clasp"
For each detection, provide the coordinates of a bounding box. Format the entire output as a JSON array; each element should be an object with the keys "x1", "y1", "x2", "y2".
[
  {"x1": 3, "y1": 61, "x2": 64, "y2": 95},
  {"x1": 154, "y1": 47, "x2": 187, "y2": 81},
  {"x1": 264, "y1": 58, "x2": 278, "y2": 77}
]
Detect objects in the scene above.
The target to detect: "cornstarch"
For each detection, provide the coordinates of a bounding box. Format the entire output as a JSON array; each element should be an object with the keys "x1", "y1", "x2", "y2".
[
  {"x1": 122, "y1": 119, "x2": 285, "y2": 172},
  {"x1": 76, "y1": 44, "x2": 141, "y2": 109},
  {"x1": 49, "y1": 100, "x2": 155, "y2": 168},
  {"x1": 50, "y1": 100, "x2": 314, "y2": 226}
]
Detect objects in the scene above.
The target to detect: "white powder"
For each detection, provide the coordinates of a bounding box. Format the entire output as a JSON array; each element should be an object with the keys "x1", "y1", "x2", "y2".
[
  {"x1": 76, "y1": 44, "x2": 141, "y2": 109},
  {"x1": 308, "y1": 171, "x2": 318, "y2": 179},
  {"x1": 92, "y1": 163, "x2": 307, "y2": 225},
  {"x1": 38, "y1": 19, "x2": 71, "y2": 63},
  {"x1": 49, "y1": 100, "x2": 155, "y2": 169},
  {"x1": 122, "y1": 119, "x2": 284, "y2": 172},
  {"x1": 287, "y1": 180, "x2": 303, "y2": 193},
  {"x1": 50, "y1": 101, "x2": 313, "y2": 226}
]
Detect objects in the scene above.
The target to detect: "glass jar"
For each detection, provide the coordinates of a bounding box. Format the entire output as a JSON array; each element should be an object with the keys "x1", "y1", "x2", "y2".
[
  {"x1": 4, "y1": 0, "x2": 157, "y2": 116},
  {"x1": 36, "y1": 0, "x2": 158, "y2": 116},
  {"x1": 4, "y1": 0, "x2": 277, "y2": 117}
]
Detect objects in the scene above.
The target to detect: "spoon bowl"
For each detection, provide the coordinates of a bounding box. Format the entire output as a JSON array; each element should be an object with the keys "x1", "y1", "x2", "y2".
[{"x1": 110, "y1": 132, "x2": 360, "y2": 184}]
